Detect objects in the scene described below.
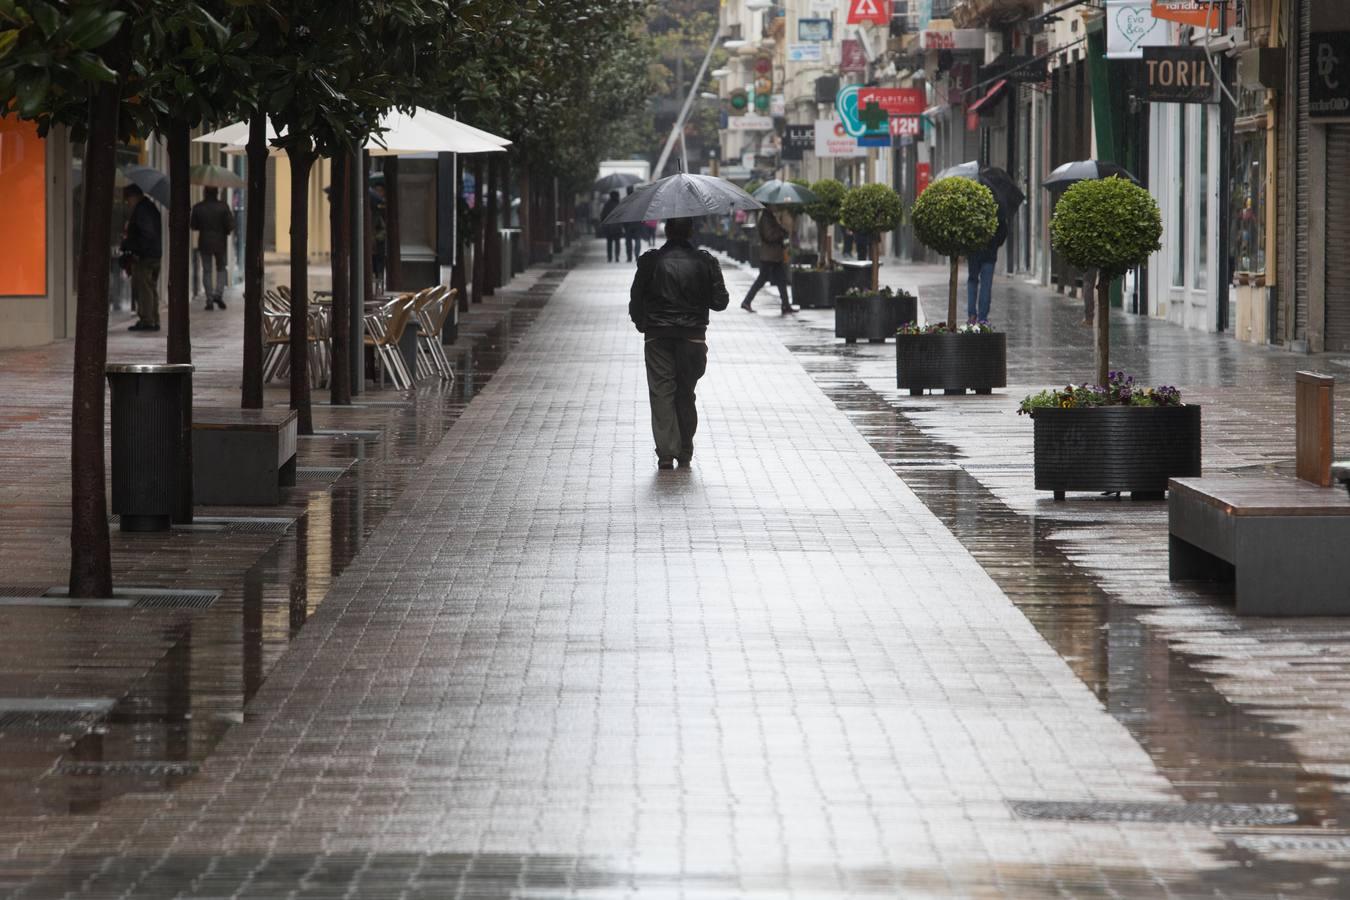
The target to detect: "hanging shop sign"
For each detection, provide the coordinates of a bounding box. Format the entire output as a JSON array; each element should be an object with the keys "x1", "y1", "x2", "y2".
[
  {"x1": 835, "y1": 83, "x2": 891, "y2": 148},
  {"x1": 918, "y1": 29, "x2": 984, "y2": 51},
  {"x1": 889, "y1": 115, "x2": 921, "y2": 138},
  {"x1": 814, "y1": 119, "x2": 868, "y2": 158},
  {"x1": 728, "y1": 114, "x2": 775, "y2": 131},
  {"x1": 915, "y1": 161, "x2": 932, "y2": 196},
  {"x1": 788, "y1": 42, "x2": 824, "y2": 63},
  {"x1": 781, "y1": 124, "x2": 816, "y2": 161},
  {"x1": 798, "y1": 18, "x2": 833, "y2": 42},
  {"x1": 980, "y1": 55, "x2": 1049, "y2": 85},
  {"x1": 1105, "y1": 0, "x2": 1170, "y2": 60},
  {"x1": 1310, "y1": 33, "x2": 1350, "y2": 120},
  {"x1": 1151, "y1": 1, "x2": 1230, "y2": 29},
  {"x1": 841, "y1": 39, "x2": 868, "y2": 73},
  {"x1": 858, "y1": 87, "x2": 926, "y2": 117},
  {"x1": 1142, "y1": 47, "x2": 1218, "y2": 103},
  {"x1": 846, "y1": 0, "x2": 891, "y2": 27}
]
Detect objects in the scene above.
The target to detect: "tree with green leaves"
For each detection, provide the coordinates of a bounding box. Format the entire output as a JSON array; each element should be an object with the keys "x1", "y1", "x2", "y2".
[
  {"x1": 911, "y1": 177, "x2": 998, "y2": 331},
  {"x1": 805, "y1": 179, "x2": 845, "y2": 267},
  {"x1": 839, "y1": 183, "x2": 905, "y2": 292}
]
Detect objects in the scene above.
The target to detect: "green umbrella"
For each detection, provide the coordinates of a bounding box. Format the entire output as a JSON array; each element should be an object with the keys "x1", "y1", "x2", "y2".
[
  {"x1": 751, "y1": 179, "x2": 818, "y2": 206},
  {"x1": 190, "y1": 163, "x2": 245, "y2": 189}
]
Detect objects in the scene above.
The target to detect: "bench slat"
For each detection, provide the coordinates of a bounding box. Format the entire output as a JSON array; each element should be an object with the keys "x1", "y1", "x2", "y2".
[
  {"x1": 1170, "y1": 475, "x2": 1350, "y2": 516},
  {"x1": 194, "y1": 407, "x2": 299, "y2": 432}
]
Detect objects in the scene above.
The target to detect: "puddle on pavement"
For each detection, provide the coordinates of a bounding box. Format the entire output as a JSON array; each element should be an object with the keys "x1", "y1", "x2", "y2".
[
  {"x1": 785, "y1": 339, "x2": 1349, "y2": 893},
  {"x1": 27, "y1": 291, "x2": 555, "y2": 814}
]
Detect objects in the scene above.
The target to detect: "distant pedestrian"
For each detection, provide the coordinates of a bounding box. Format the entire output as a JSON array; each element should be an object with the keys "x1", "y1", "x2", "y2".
[
  {"x1": 370, "y1": 182, "x2": 388, "y2": 289},
  {"x1": 967, "y1": 202, "x2": 1009, "y2": 323},
  {"x1": 644, "y1": 219, "x2": 658, "y2": 249},
  {"x1": 623, "y1": 186, "x2": 644, "y2": 262},
  {"x1": 600, "y1": 190, "x2": 622, "y2": 262},
  {"x1": 121, "y1": 184, "x2": 162, "y2": 332},
  {"x1": 739, "y1": 207, "x2": 795, "y2": 315},
  {"x1": 629, "y1": 217, "x2": 729, "y2": 470},
  {"x1": 191, "y1": 187, "x2": 234, "y2": 310}
]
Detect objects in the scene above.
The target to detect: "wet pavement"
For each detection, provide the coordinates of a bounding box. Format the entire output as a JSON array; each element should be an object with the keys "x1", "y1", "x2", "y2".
[{"x1": 0, "y1": 246, "x2": 1346, "y2": 897}]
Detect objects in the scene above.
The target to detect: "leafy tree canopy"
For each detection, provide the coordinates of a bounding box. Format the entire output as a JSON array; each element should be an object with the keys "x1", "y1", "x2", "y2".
[
  {"x1": 1050, "y1": 177, "x2": 1161, "y2": 279},
  {"x1": 911, "y1": 178, "x2": 997, "y2": 258}
]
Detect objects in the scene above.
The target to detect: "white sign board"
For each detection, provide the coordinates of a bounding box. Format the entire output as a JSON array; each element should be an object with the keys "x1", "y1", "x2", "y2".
[
  {"x1": 918, "y1": 29, "x2": 985, "y2": 51},
  {"x1": 788, "y1": 43, "x2": 824, "y2": 62},
  {"x1": 1105, "y1": 0, "x2": 1170, "y2": 60},
  {"x1": 814, "y1": 119, "x2": 867, "y2": 158},
  {"x1": 728, "y1": 114, "x2": 775, "y2": 131}
]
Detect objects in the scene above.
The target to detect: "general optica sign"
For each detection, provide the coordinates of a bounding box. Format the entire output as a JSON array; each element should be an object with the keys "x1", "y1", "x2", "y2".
[{"x1": 813, "y1": 120, "x2": 867, "y2": 159}]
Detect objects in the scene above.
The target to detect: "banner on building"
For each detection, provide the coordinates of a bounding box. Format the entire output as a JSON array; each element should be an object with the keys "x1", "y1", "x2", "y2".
[
  {"x1": 798, "y1": 18, "x2": 832, "y2": 42},
  {"x1": 841, "y1": 39, "x2": 867, "y2": 73},
  {"x1": 1151, "y1": 1, "x2": 1230, "y2": 29},
  {"x1": 1141, "y1": 47, "x2": 1219, "y2": 103},
  {"x1": 846, "y1": 0, "x2": 891, "y2": 27},
  {"x1": 814, "y1": 120, "x2": 868, "y2": 158},
  {"x1": 1310, "y1": 32, "x2": 1350, "y2": 120},
  {"x1": 727, "y1": 115, "x2": 774, "y2": 131},
  {"x1": 918, "y1": 29, "x2": 984, "y2": 51},
  {"x1": 859, "y1": 87, "x2": 926, "y2": 116},
  {"x1": 788, "y1": 43, "x2": 824, "y2": 62},
  {"x1": 782, "y1": 124, "x2": 816, "y2": 161},
  {"x1": 1106, "y1": 1, "x2": 1170, "y2": 60},
  {"x1": 835, "y1": 84, "x2": 891, "y2": 148}
]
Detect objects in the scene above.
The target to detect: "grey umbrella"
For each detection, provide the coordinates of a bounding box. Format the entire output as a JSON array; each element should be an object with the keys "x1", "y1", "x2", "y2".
[
  {"x1": 935, "y1": 161, "x2": 1025, "y2": 213},
  {"x1": 752, "y1": 179, "x2": 818, "y2": 206},
  {"x1": 122, "y1": 165, "x2": 170, "y2": 206},
  {"x1": 594, "y1": 172, "x2": 643, "y2": 193},
  {"x1": 601, "y1": 173, "x2": 763, "y2": 225},
  {"x1": 1043, "y1": 159, "x2": 1139, "y2": 193},
  {"x1": 935, "y1": 160, "x2": 980, "y2": 181}
]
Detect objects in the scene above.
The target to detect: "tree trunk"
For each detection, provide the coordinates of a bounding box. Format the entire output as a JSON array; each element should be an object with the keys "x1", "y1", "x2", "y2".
[
  {"x1": 329, "y1": 149, "x2": 352, "y2": 405},
  {"x1": 242, "y1": 112, "x2": 267, "y2": 409},
  {"x1": 69, "y1": 33, "x2": 127, "y2": 598},
  {"x1": 165, "y1": 119, "x2": 193, "y2": 524},
  {"x1": 472, "y1": 156, "x2": 486, "y2": 302},
  {"x1": 384, "y1": 156, "x2": 402, "y2": 292},
  {"x1": 948, "y1": 256, "x2": 960, "y2": 332},
  {"x1": 1096, "y1": 270, "x2": 1112, "y2": 387},
  {"x1": 870, "y1": 236, "x2": 880, "y2": 292},
  {"x1": 286, "y1": 145, "x2": 315, "y2": 435},
  {"x1": 484, "y1": 155, "x2": 498, "y2": 296}
]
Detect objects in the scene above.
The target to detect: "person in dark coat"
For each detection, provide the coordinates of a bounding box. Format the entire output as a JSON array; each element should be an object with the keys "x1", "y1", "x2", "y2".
[
  {"x1": 599, "y1": 190, "x2": 622, "y2": 262},
  {"x1": 967, "y1": 202, "x2": 1009, "y2": 323},
  {"x1": 191, "y1": 186, "x2": 234, "y2": 310},
  {"x1": 121, "y1": 184, "x2": 162, "y2": 331},
  {"x1": 629, "y1": 217, "x2": 730, "y2": 469},
  {"x1": 739, "y1": 207, "x2": 796, "y2": 314},
  {"x1": 622, "y1": 185, "x2": 644, "y2": 263}
]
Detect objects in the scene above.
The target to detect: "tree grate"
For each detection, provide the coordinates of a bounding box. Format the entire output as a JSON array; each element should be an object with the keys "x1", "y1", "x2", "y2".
[
  {"x1": 193, "y1": 516, "x2": 294, "y2": 536},
  {"x1": 296, "y1": 466, "x2": 352, "y2": 482},
  {"x1": 0, "y1": 699, "x2": 115, "y2": 734},
  {"x1": 1009, "y1": 800, "x2": 1299, "y2": 827},
  {"x1": 36, "y1": 587, "x2": 221, "y2": 610},
  {"x1": 1229, "y1": 833, "x2": 1350, "y2": 854},
  {"x1": 57, "y1": 760, "x2": 200, "y2": 777}
]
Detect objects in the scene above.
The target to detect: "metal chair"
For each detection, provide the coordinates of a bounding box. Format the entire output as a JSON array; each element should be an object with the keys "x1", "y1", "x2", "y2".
[{"x1": 363, "y1": 300, "x2": 415, "y2": 390}]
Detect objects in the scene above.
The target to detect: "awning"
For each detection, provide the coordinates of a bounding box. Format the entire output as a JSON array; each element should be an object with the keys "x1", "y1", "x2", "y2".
[{"x1": 968, "y1": 79, "x2": 1008, "y2": 115}]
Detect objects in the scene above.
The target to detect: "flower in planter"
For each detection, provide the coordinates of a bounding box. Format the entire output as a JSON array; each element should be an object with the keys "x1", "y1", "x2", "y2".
[
  {"x1": 910, "y1": 178, "x2": 998, "y2": 333},
  {"x1": 1017, "y1": 372, "x2": 1184, "y2": 415},
  {"x1": 897, "y1": 319, "x2": 994, "y2": 335},
  {"x1": 838, "y1": 183, "x2": 904, "y2": 292},
  {"x1": 841, "y1": 285, "x2": 902, "y2": 300}
]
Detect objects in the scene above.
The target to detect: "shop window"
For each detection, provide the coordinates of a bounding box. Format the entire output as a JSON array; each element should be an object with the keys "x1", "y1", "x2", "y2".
[
  {"x1": 1231, "y1": 93, "x2": 1267, "y2": 277},
  {"x1": 0, "y1": 117, "x2": 46, "y2": 296}
]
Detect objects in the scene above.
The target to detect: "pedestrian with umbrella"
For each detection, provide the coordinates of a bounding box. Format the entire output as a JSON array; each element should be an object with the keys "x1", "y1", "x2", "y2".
[
  {"x1": 191, "y1": 187, "x2": 235, "y2": 310},
  {"x1": 600, "y1": 190, "x2": 623, "y2": 262},
  {"x1": 739, "y1": 180, "x2": 816, "y2": 314},
  {"x1": 935, "y1": 162, "x2": 1025, "y2": 323},
  {"x1": 1043, "y1": 160, "x2": 1139, "y2": 324},
  {"x1": 623, "y1": 186, "x2": 645, "y2": 263},
  {"x1": 607, "y1": 173, "x2": 761, "y2": 469}
]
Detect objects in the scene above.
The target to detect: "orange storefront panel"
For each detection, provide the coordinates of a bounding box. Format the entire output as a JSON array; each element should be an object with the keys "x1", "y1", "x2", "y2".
[{"x1": 0, "y1": 117, "x2": 46, "y2": 296}]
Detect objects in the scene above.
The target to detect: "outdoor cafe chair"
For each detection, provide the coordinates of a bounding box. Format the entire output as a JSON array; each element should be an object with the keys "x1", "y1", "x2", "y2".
[
  {"x1": 414, "y1": 287, "x2": 457, "y2": 381},
  {"x1": 363, "y1": 299, "x2": 415, "y2": 390}
]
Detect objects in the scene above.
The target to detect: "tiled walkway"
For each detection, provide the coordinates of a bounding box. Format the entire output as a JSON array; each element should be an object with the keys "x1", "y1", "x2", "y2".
[{"x1": 0, "y1": 247, "x2": 1275, "y2": 897}]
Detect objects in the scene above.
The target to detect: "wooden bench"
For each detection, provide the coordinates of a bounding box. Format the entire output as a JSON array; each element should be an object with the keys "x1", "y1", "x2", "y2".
[
  {"x1": 193, "y1": 408, "x2": 298, "y2": 506},
  {"x1": 1169, "y1": 372, "x2": 1350, "y2": 616}
]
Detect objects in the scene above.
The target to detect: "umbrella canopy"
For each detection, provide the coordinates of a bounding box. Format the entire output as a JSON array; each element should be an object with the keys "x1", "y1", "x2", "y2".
[
  {"x1": 195, "y1": 110, "x2": 510, "y2": 156},
  {"x1": 594, "y1": 172, "x2": 642, "y2": 193},
  {"x1": 601, "y1": 173, "x2": 763, "y2": 225},
  {"x1": 122, "y1": 165, "x2": 170, "y2": 205},
  {"x1": 935, "y1": 160, "x2": 980, "y2": 181},
  {"x1": 934, "y1": 160, "x2": 1025, "y2": 212},
  {"x1": 190, "y1": 163, "x2": 245, "y2": 189},
  {"x1": 1043, "y1": 159, "x2": 1140, "y2": 192},
  {"x1": 752, "y1": 179, "x2": 818, "y2": 206}
]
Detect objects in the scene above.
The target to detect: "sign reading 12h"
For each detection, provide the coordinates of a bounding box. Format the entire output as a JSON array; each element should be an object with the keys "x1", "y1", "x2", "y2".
[{"x1": 835, "y1": 84, "x2": 891, "y2": 148}]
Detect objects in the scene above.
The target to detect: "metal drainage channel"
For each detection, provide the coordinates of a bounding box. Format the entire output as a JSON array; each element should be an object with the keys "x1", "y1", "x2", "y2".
[
  {"x1": 0, "y1": 587, "x2": 221, "y2": 610},
  {"x1": 56, "y1": 761, "x2": 201, "y2": 777},
  {"x1": 1009, "y1": 800, "x2": 1299, "y2": 827},
  {"x1": 296, "y1": 464, "x2": 354, "y2": 482},
  {"x1": 0, "y1": 698, "x2": 116, "y2": 734}
]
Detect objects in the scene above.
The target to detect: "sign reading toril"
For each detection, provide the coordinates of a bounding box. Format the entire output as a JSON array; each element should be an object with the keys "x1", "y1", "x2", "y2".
[{"x1": 1142, "y1": 47, "x2": 1218, "y2": 103}]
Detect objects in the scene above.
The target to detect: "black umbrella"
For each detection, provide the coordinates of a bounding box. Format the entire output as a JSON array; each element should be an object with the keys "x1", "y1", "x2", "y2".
[
  {"x1": 122, "y1": 165, "x2": 170, "y2": 206},
  {"x1": 601, "y1": 173, "x2": 763, "y2": 225},
  {"x1": 594, "y1": 172, "x2": 642, "y2": 193},
  {"x1": 1043, "y1": 159, "x2": 1140, "y2": 193},
  {"x1": 934, "y1": 160, "x2": 1025, "y2": 212}
]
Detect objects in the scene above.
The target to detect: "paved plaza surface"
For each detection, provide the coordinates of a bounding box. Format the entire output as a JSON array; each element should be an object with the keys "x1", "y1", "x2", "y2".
[{"x1": 1, "y1": 246, "x2": 1348, "y2": 897}]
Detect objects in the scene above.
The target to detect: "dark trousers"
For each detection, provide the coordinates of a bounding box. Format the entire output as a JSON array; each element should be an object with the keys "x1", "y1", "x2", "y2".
[
  {"x1": 131, "y1": 258, "x2": 161, "y2": 327},
  {"x1": 742, "y1": 260, "x2": 789, "y2": 309},
  {"x1": 644, "y1": 337, "x2": 708, "y2": 463},
  {"x1": 606, "y1": 235, "x2": 622, "y2": 262},
  {"x1": 625, "y1": 233, "x2": 641, "y2": 262},
  {"x1": 200, "y1": 246, "x2": 226, "y2": 302}
]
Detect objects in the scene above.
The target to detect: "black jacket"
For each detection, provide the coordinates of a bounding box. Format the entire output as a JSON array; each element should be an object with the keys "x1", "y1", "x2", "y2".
[
  {"x1": 599, "y1": 198, "x2": 621, "y2": 238},
  {"x1": 629, "y1": 239, "x2": 730, "y2": 338},
  {"x1": 190, "y1": 198, "x2": 234, "y2": 254},
  {"x1": 121, "y1": 197, "x2": 162, "y2": 260}
]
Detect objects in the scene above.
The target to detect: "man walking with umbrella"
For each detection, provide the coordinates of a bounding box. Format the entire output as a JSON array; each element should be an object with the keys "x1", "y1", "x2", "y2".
[
  {"x1": 600, "y1": 190, "x2": 622, "y2": 262},
  {"x1": 739, "y1": 206, "x2": 796, "y2": 314},
  {"x1": 629, "y1": 217, "x2": 730, "y2": 470}
]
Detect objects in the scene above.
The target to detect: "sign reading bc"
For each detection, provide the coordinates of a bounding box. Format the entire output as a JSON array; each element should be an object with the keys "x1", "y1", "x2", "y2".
[{"x1": 1311, "y1": 33, "x2": 1350, "y2": 120}]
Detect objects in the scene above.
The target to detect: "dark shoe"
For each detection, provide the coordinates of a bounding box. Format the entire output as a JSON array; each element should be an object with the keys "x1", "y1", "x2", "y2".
[
  {"x1": 677, "y1": 457, "x2": 691, "y2": 467},
  {"x1": 204, "y1": 303, "x2": 214, "y2": 311},
  {"x1": 781, "y1": 305, "x2": 798, "y2": 314},
  {"x1": 128, "y1": 322, "x2": 148, "y2": 331},
  {"x1": 657, "y1": 459, "x2": 675, "y2": 470},
  {"x1": 147, "y1": 324, "x2": 160, "y2": 331},
  {"x1": 215, "y1": 298, "x2": 227, "y2": 310},
  {"x1": 740, "y1": 301, "x2": 756, "y2": 313}
]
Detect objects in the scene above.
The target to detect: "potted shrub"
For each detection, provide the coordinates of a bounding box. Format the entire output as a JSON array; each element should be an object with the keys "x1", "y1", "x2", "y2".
[
  {"x1": 1023, "y1": 177, "x2": 1198, "y2": 500},
  {"x1": 901, "y1": 177, "x2": 1004, "y2": 394},
  {"x1": 791, "y1": 178, "x2": 846, "y2": 308},
  {"x1": 834, "y1": 183, "x2": 905, "y2": 342}
]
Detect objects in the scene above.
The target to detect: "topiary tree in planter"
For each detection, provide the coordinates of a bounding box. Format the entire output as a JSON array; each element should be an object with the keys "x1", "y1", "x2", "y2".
[
  {"x1": 805, "y1": 178, "x2": 846, "y2": 267},
  {"x1": 839, "y1": 183, "x2": 904, "y2": 291},
  {"x1": 910, "y1": 177, "x2": 998, "y2": 332},
  {"x1": 1050, "y1": 177, "x2": 1162, "y2": 387}
]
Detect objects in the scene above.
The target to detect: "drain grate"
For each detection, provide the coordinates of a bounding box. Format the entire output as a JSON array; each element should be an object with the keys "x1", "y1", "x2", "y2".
[
  {"x1": 57, "y1": 760, "x2": 199, "y2": 777},
  {"x1": 307, "y1": 429, "x2": 383, "y2": 441},
  {"x1": 193, "y1": 516, "x2": 294, "y2": 536},
  {"x1": 0, "y1": 699, "x2": 115, "y2": 734},
  {"x1": 1228, "y1": 832, "x2": 1350, "y2": 854},
  {"x1": 296, "y1": 465, "x2": 352, "y2": 482},
  {"x1": 1009, "y1": 800, "x2": 1299, "y2": 827},
  {"x1": 127, "y1": 590, "x2": 220, "y2": 610},
  {"x1": 41, "y1": 586, "x2": 221, "y2": 610}
]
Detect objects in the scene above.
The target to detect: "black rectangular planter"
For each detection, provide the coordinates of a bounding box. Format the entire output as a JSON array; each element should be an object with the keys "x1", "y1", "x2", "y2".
[
  {"x1": 896, "y1": 332, "x2": 1007, "y2": 395},
  {"x1": 791, "y1": 270, "x2": 843, "y2": 309},
  {"x1": 838, "y1": 262, "x2": 873, "y2": 293},
  {"x1": 834, "y1": 292, "x2": 917, "y2": 343},
  {"x1": 1032, "y1": 405, "x2": 1202, "y2": 499}
]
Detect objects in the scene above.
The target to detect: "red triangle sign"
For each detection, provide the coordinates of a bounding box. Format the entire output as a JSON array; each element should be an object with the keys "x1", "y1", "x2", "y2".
[{"x1": 847, "y1": 0, "x2": 891, "y2": 26}]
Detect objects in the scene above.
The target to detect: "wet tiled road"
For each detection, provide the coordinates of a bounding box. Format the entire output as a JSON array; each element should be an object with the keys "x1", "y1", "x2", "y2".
[{"x1": 1, "y1": 248, "x2": 1347, "y2": 897}]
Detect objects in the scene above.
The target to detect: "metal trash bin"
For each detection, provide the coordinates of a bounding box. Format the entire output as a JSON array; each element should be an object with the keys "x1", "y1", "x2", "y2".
[{"x1": 105, "y1": 363, "x2": 193, "y2": 532}]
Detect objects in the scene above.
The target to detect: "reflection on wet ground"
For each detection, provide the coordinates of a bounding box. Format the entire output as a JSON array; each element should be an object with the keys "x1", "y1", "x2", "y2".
[{"x1": 0, "y1": 283, "x2": 558, "y2": 819}]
